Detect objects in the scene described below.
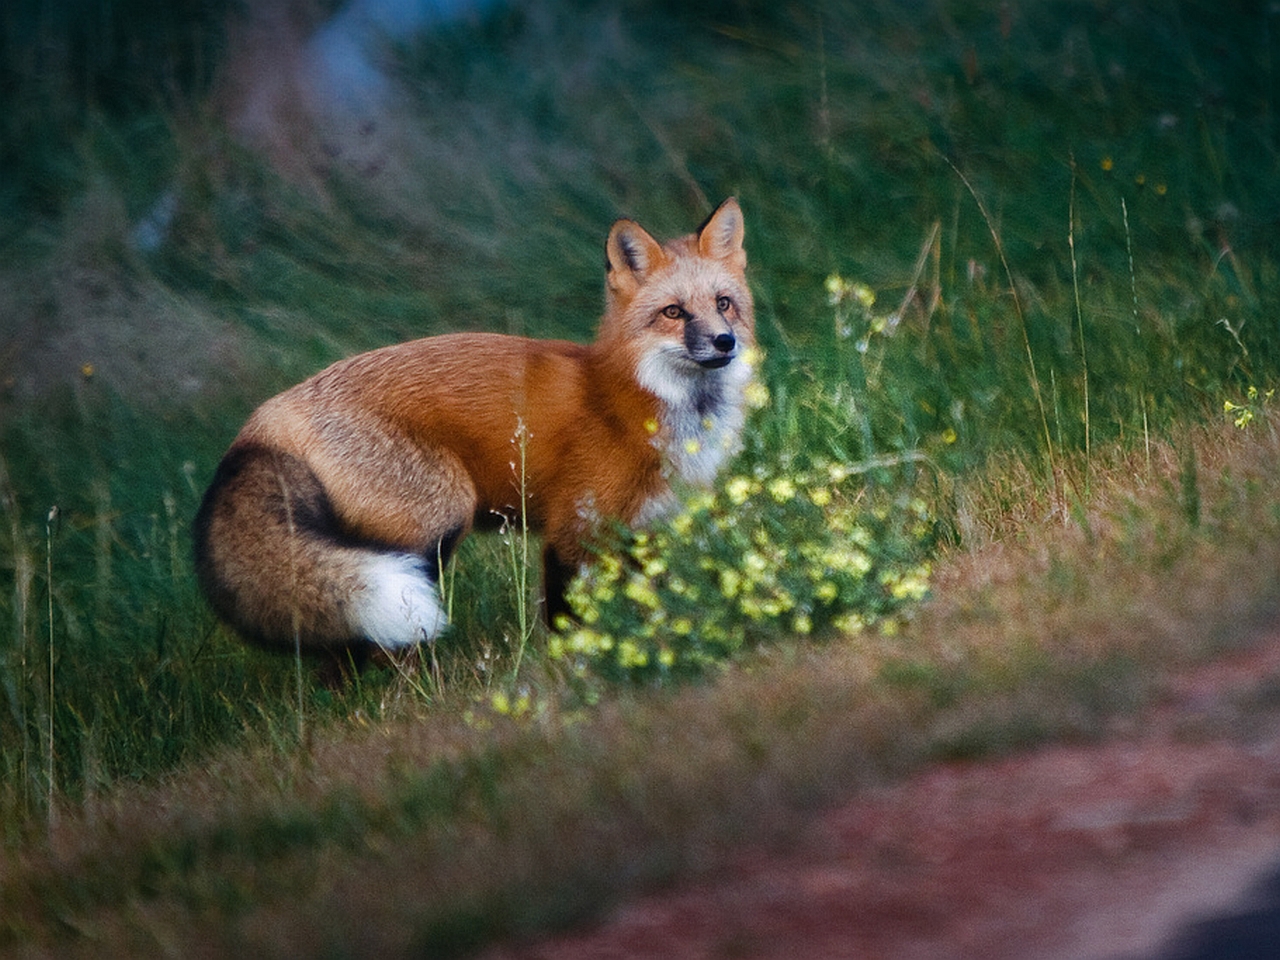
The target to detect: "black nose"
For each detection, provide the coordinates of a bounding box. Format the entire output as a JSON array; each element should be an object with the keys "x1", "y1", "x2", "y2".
[{"x1": 712, "y1": 332, "x2": 736, "y2": 354}]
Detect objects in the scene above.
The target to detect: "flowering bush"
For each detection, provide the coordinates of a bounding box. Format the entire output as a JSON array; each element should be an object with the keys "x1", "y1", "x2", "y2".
[{"x1": 549, "y1": 463, "x2": 935, "y2": 685}]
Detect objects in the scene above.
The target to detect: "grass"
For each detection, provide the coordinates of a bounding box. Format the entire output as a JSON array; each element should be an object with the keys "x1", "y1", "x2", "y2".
[
  {"x1": 4, "y1": 417, "x2": 1280, "y2": 958},
  {"x1": 1, "y1": 0, "x2": 1279, "y2": 954}
]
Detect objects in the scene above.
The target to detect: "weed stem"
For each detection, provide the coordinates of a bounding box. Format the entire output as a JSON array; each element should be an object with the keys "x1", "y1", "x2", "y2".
[
  {"x1": 942, "y1": 154, "x2": 1055, "y2": 480},
  {"x1": 45, "y1": 505, "x2": 58, "y2": 829},
  {"x1": 1069, "y1": 156, "x2": 1090, "y2": 472}
]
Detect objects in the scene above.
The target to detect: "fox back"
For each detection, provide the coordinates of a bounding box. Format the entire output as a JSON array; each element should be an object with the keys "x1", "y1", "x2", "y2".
[{"x1": 193, "y1": 199, "x2": 755, "y2": 658}]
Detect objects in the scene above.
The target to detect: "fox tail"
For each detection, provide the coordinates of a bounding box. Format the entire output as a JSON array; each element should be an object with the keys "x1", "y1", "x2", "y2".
[{"x1": 193, "y1": 445, "x2": 447, "y2": 652}]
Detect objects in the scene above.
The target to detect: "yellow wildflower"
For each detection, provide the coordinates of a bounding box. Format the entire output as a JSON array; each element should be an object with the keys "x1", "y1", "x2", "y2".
[
  {"x1": 744, "y1": 379, "x2": 771, "y2": 409},
  {"x1": 719, "y1": 568, "x2": 742, "y2": 598},
  {"x1": 726, "y1": 476, "x2": 754, "y2": 505},
  {"x1": 617, "y1": 640, "x2": 648, "y2": 669},
  {"x1": 767, "y1": 477, "x2": 797, "y2": 502}
]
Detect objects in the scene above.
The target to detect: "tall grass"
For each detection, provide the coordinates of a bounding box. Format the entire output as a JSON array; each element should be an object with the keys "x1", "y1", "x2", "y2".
[{"x1": 0, "y1": 0, "x2": 1277, "y2": 834}]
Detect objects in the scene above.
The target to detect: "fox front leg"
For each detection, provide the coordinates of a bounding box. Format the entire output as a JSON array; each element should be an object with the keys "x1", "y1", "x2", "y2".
[{"x1": 541, "y1": 544, "x2": 579, "y2": 629}]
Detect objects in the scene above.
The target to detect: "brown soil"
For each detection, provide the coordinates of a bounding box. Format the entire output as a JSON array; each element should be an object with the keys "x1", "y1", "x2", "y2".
[{"x1": 479, "y1": 632, "x2": 1280, "y2": 960}]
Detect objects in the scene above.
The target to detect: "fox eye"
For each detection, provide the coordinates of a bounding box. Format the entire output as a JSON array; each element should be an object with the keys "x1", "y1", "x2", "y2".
[
  {"x1": 716, "y1": 295, "x2": 733, "y2": 313},
  {"x1": 661, "y1": 304, "x2": 685, "y2": 320}
]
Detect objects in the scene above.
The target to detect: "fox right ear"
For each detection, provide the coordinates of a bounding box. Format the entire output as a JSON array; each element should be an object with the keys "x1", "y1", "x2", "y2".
[
  {"x1": 606, "y1": 219, "x2": 665, "y2": 295},
  {"x1": 697, "y1": 198, "x2": 745, "y2": 264}
]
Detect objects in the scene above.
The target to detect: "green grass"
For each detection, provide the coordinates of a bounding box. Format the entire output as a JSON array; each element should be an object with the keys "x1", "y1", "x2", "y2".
[
  {"x1": 5, "y1": 418, "x2": 1280, "y2": 958},
  {"x1": 1, "y1": 0, "x2": 1279, "y2": 953}
]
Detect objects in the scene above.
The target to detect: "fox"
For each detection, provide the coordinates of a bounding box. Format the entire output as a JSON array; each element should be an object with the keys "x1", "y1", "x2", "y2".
[{"x1": 193, "y1": 198, "x2": 755, "y2": 663}]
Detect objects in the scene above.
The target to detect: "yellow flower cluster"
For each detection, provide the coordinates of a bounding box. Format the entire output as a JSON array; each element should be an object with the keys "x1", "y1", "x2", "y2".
[
  {"x1": 823, "y1": 273, "x2": 897, "y2": 352},
  {"x1": 488, "y1": 688, "x2": 532, "y2": 718},
  {"x1": 1224, "y1": 385, "x2": 1273, "y2": 429},
  {"x1": 550, "y1": 462, "x2": 935, "y2": 685},
  {"x1": 824, "y1": 274, "x2": 876, "y2": 309}
]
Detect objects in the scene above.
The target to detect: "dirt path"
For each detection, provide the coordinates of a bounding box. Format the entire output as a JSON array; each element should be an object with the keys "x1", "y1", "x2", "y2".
[{"x1": 480, "y1": 634, "x2": 1280, "y2": 960}]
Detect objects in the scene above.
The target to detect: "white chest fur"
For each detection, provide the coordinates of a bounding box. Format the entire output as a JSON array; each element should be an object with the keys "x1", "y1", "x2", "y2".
[{"x1": 636, "y1": 345, "x2": 754, "y2": 489}]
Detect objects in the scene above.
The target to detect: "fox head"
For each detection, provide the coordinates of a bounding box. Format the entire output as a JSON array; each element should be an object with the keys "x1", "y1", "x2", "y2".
[
  {"x1": 599, "y1": 198, "x2": 757, "y2": 487},
  {"x1": 601, "y1": 198, "x2": 755, "y2": 392}
]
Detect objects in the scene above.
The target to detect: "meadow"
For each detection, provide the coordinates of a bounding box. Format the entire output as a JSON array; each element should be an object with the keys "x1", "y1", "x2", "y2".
[{"x1": 2, "y1": 0, "x2": 1279, "y2": 955}]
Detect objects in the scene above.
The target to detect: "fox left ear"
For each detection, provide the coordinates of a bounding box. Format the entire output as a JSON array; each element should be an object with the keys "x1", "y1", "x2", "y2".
[
  {"x1": 607, "y1": 218, "x2": 666, "y2": 296},
  {"x1": 697, "y1": 198, "x2": 745, "y2": 263}
]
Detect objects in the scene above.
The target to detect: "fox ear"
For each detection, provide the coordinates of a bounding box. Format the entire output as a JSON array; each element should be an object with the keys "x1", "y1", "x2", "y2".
[
  {"x1": 697, "y1": 198, "x2": 745, "y2": 263},
  {"x1": 606, "y1": 218, "x2": 665, "y2": 294}
]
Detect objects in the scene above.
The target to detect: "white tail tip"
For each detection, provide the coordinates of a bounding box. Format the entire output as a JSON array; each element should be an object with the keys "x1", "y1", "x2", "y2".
[{"x1": 352, "y1": 553, "x2": 447, "y2": 649}]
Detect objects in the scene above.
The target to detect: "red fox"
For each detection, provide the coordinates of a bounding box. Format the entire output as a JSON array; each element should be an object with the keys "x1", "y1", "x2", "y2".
[{"x1": 193, "y1": 199, "x2": 755, "y2": 660}]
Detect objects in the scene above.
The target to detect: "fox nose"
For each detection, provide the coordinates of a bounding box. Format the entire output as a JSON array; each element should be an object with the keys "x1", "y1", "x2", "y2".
[{"x1": 712, "y1": 332, "x2": 736, "y2": 354}]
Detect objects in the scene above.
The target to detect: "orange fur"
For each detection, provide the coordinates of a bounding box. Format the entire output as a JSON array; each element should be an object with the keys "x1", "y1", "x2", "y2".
[{"x1": 194, "y1": 199, "x2": 755, "y2": 653}]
